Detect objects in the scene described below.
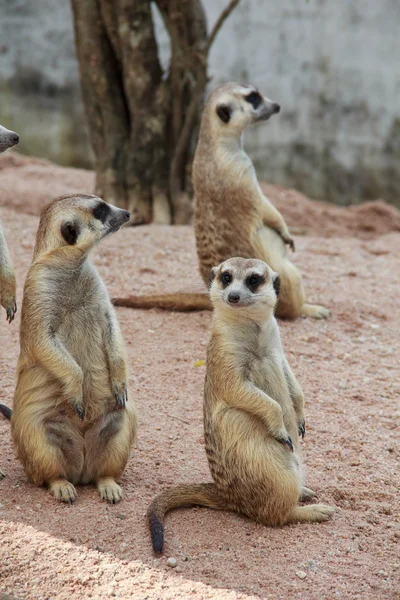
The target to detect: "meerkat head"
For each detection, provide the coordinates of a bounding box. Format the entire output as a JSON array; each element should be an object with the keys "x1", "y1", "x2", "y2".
[
  {"x1": 207, "y1": 82, "x2": 280, "y2": 137},
  {"x1": 34, "y1": 194, "x2": 130, "y2": 258},
  {"x1": 0, "y1": 124, "x2": 19, "y2": 153},
  {"x1": 209, "y1": 257, "x2": 280, "y2": 321}
]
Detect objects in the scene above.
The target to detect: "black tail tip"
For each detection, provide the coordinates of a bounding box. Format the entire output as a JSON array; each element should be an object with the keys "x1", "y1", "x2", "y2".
[
  {"x1": 148, "y1": 511, "x2": 164, "y2": 554},
  {"x1": 0, "y1": 404, "x2": 12, "y2": 420}
]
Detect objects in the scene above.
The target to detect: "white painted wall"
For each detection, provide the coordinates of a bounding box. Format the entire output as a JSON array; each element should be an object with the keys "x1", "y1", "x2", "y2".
[{"x1": 1, "y1": 0, "x2": 399, "y2": 204}]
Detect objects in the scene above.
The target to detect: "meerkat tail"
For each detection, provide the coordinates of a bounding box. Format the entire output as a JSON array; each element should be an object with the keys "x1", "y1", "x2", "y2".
[
  {"x1": 0, "y1": 404, "x2": 12, "y2": 420},
  {"x1": 112, "y1": 293, "x2": 212, "y2": 312},
  {"x1": 147, "y1": 483, "x2": 225, "y2": 553}
]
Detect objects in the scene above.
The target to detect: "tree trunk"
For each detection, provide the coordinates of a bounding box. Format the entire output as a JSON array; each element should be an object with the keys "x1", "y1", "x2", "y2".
[{"x1": 71, "y1": 0, "x2": 240, "y2": 225}]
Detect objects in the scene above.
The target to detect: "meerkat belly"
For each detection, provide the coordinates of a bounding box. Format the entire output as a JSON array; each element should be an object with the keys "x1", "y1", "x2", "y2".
[
  {"x1": 249, "y1": 354, "x2": 297, "y2": 429},
  {"x1": 58, "y1": 306, "x2": 111, "y2": 399}
]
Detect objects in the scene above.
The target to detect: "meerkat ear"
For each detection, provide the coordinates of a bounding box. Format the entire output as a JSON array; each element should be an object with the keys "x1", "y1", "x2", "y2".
[
  {"x1": 208, "y1": 267, "x2": 218, "y2": 289},
  {"x1": 216, "y1": 104, "x2": 232, "y2": 124},
  {"x1": 61, "y1": 221, "x2": 80, "y2": 245},
  {"x1": 272, "y1": 273, "x2": 281, "y2": 297}
]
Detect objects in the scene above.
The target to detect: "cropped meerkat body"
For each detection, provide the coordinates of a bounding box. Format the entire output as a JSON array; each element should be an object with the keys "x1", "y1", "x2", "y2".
[
  {"x1": 193, "y1": 82, "x2": 329, "y2": 320},
  {"x1": 0, "y1": 194, "x2": 137, "y2": 503},
  {"x1": 148, "y1": 257, "x2": 334, "y2": 552},
  {"x1": 0, "y1": 124, "x2": 19, "y2": 322}
]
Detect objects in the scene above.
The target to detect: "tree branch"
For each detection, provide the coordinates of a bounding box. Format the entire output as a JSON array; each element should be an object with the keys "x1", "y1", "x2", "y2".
[{"x1": 205, "y1": 0, "x2": 241, "y2": 55}]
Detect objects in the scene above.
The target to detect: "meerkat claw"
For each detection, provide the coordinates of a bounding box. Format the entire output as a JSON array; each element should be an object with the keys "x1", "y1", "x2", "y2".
[
  {"x1": 278, "y1": 435, "x2": 294, "y2": 452},
  {"x1": 298, "y1": 420, "x2": 306, "y2": 439},
  {"x1": 114, "y1": 384, "x2": 127, "y2": 409},
  {"x1": 73, "y1": 401, "x2": 85, "y2": 421}
]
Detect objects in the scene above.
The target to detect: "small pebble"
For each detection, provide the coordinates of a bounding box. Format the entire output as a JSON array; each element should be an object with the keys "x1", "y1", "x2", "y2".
[
  {"x1": 0, "y1": 469, "x2": 6, "y2": 480},
  {"x1": 296, "y1": 570, "x2": 307, "y2": 579},
  {"x1": 167, "y1": 557, "x2": 177, "y2": 568},
  {"x1": 116, "y1": 513, "x2": 127, "y2": 520}
]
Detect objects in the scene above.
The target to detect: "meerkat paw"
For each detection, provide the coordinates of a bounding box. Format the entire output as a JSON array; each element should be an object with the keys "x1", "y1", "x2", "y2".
[
  {"x1": 297, "y1": 418, "x2": 306, "y2": 439},
  {"x1": 97, "y1": 477, "x2": 123, "y2": 504},
  {"x1": 300, "y1": 487, "x2": 317, "y2": 501},
  {"x1": 300, "y1": 303, "x2": 331, "y2": 320},
  {"x1": 281, "y1": 232, "x2": 295, "y2": 252},
  {"x1": 1, "y1": 296, "x2": 17, "y2": 323},
  {"x1": 113, "y1": 382, "x2": 128, "y2": 409},
  {"x1": 286, "y1": 503, "x2": 335, "y2": 523},
  {"x1": 50, "y1": 479, "x2": 77, "y2": 503},
  {"x1": 70, "y1": 397, "x2": 85, "y2": 421},
  {"x1": 276, "y1": 433, "x2": 294, "y2": 452}
]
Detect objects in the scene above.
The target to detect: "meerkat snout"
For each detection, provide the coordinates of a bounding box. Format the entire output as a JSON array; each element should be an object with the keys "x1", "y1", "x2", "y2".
[{"x1": 0, "y1": 124, "x2": 19, "y2": 152}]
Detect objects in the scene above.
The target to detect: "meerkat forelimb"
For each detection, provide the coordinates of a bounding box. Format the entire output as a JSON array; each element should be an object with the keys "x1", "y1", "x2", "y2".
[
  {"x1": 0, "y1": 124, "x2": 19, "y2": 323},
  {"x1": 7, "y1": 194, "x2": 137, "y2": 503},
  {"x1": 147, "y1": 257, "x2": 335, "y2": 553}
]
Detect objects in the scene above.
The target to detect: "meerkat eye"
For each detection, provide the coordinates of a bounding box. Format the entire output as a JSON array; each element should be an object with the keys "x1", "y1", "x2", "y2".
[
  {"x1": 246, "y1": 274, "x2": 262, "y2": 290},
  {"x1": 221, "y1": 271, "x2": 232, "y2": 286},
  {"x1": 93, "y1": 202, "x2": 111, "y2": 223},
  {"x1": 245, "y1": 91, "x2": 262, "y2": 109}
]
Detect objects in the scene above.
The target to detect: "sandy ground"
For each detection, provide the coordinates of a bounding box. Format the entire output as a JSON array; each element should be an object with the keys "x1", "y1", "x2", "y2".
[{"x1": 0, "y1": 153, "x2": 399, "y2": 600}]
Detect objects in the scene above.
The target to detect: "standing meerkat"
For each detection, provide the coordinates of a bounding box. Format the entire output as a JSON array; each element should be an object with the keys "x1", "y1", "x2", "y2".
[
  {"x1": 0, "y1": 124, "x2": 19, "y2": 323},
  {"x1": 0, "y1": 194, "x2": 137, "y2": 503},
  {"x1": 112, "y1": 83, "x2": 329, "y2": 319},
  {"x1": 147, "y1": 257, "x2": 335, "y2": 553}
]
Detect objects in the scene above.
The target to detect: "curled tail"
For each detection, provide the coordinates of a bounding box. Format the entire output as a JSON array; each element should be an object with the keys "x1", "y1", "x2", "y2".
[
  {"x1": 147, "y1": 483, "x2": 226, "y2": 553},
  {"x1": 0, "y1": 404, "x2": 12, "y2": 420},
  {"x1": 112, "y1": 293, "x2": 212, "y2": 312}
]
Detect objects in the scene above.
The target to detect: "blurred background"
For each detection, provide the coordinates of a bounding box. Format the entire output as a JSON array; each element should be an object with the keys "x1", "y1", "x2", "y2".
[{"x1": 0, "y1": 0, "x2": 399, "y2": 214}]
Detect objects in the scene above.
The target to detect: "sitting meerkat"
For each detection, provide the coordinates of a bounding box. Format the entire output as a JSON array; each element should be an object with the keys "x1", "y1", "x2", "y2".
[
  {"x1": 147, "y1": 257, "x2": 335, "y2": 553},
  {"x1": 0, "y1": 124, "x2": 19, "y2": 322},
  {"x1": 112, "y1": 83, "x2": 329, "y2": 320},
  {"x1": 0, "y1": 194, "x2": 137, "y2": 503}
]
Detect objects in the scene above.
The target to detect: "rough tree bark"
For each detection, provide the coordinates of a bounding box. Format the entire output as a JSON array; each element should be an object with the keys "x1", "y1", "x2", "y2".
[{"x1": 71, "y1": 0, "x2": 240, "y2": 224}]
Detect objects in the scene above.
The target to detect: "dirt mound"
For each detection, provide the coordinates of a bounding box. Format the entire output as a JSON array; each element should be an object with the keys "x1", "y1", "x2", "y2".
[{"x1": 262, "y1": 183, "x2": 400, "y2": 239}]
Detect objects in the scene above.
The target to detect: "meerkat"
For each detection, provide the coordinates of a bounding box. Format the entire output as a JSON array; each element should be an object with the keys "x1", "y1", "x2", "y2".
[
  {"x1": 0, "y1": 124, "x2": 19, "y2": 322},
  {"x1": 147, "y1": 257, "x2": 335, "y2": 553},
  {"x1": 0, "y1": 194, "x2": 137, "y2": 503},
  {"x1": 112, "y1": 83, "x2": 329, "y2": 319}
]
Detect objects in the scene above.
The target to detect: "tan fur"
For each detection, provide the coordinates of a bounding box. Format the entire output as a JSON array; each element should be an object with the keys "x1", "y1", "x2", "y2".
[
  {"x1": 193, "y1": 82, "x2": 330, "y2": 320},
  {"x1": 147, "y1": 257, "x2": 334, "y2": 552},
  {"x1": 0, "y1": 124, "x2": 19, "y2": 323},
  {"x1": 10, "y1": 194, "x2": 137, "y2": 503}
]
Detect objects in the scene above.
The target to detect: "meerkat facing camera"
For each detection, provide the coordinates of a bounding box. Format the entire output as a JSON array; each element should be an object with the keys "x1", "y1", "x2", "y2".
[
  {"x1": 0, "y1": 194, "x2": 137, "y2": 503},
  {"x1": 148, "y1": 257, "x2": 335, "y2": 553},
  {"x1": 0, "y1": 124, "x2": 19, "y2": 322}
]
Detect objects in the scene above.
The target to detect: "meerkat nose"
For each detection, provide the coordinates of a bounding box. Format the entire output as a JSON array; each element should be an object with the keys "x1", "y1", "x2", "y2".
[
  {"x1": 12, "y1": 134, "x2": 19, "y2": 144},
  {"x1": 272, "y1": 103, "x2": 280, "y2": 114},
  {"x1": 228, "y1": 292, "x2": 241, "y2": 304},
  {"x1": 122, "y1": 210, "x2": 130, "y2": 222}
]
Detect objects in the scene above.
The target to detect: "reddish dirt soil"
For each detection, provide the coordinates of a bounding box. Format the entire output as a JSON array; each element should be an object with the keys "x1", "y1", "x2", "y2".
[{"x1": 0, "y1": 153, "x2": 399, "y2": 600}]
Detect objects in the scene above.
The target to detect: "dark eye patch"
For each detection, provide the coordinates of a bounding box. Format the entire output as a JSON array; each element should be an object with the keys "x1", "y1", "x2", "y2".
[
  {"x1": 93, "y1": 202, "x2": 111, "y2": 223},
  {"x1": 61, "y1": 221, "x2": 80, "y2": 245},
  {"x1": 246, "y1": 273, "x2": 264, "y2": 291},
  {"x1": 245, "y1": 91, "x2": 262, "y2": 109},
  {"x1": 273, "y1": 275, "x2": 280, "y2": 297},
  {"x1": 220, "y1": 271, "x2": 232, "y2": 287}
]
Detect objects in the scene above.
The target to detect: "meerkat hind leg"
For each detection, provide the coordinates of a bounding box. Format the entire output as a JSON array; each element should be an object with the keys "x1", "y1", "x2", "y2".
[
  {"x1": 50, "y1": 478, "x2": 78, "y2": 503},
  {"x1": 286, "y1": 503, "x2": 335, "y2": 523},
  {"x1": 300, "y1": 303, "x2": 331, "y2": 320},
  {"x1": 83, "y1": 408, "x2": 136, "y2": 504}
]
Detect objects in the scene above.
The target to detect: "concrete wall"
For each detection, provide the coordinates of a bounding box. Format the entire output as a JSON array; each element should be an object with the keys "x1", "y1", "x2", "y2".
[{"x1": 1, "y1": 0, "x2": 399, "y2": 205}]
